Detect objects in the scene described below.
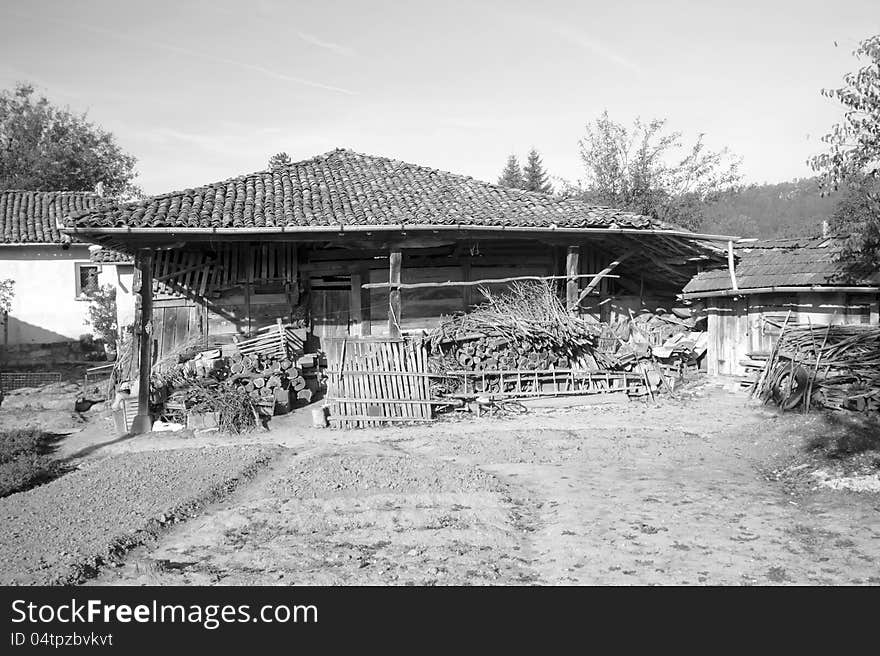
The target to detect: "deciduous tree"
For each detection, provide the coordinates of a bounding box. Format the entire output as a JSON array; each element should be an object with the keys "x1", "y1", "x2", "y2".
[
  {"x1": 576, "y1": 111, "x2": 741, "y2": 230},
  {"x1": 0, "y1": 83, "x2": 139, "y2": 197},
  {"x1": 809, "y1": 34, "x2": 880, "y2": 281}
]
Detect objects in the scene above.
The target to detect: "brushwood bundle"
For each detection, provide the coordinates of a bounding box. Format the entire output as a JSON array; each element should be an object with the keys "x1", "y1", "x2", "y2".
[
  {"x1": 184, "y1": 380, "x2": 259, "y2": 433},
  {"x1": 427, "y1": 280, "x2": 607, "y2": 377},
  {"x1": 756, "y1": 323, "x2": 880, "y2": 412}
]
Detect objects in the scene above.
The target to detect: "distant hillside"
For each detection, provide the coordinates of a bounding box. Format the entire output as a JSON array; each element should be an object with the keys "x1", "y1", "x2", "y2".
[{"x1": 701, "y1": 178, "x2": 839, "y2": 239}]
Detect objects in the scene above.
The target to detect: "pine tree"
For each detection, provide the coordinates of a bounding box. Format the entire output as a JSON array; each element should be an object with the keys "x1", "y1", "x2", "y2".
[
  {"x1": 268, "y1": 151, "x2": 292, "y2": 168},
  {"x1": 498, "y1": 154, "x2": 524, "y2": 188},
  {"x1": 522, "y1": 148, "x2": 552, "y2": 194}
]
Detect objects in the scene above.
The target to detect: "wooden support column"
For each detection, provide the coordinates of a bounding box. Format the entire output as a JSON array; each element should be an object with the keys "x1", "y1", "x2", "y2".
[
  {"x1": 727, "y1": 240, "x2": 739, "y2": 293},
  {"x1": 566, "y1": 245, "x2": 580, "y2": 312},
  {"x1": 462, "y1": 258, "x2": 472, "y2": 311},
  {"x1": 130, "y1": 250, "x2": 154, "y2": 435},
  {"x1": 350, "y1": 272, "x2": 363, "y2": 337},
  {"x1": 359, "y1": 266, "x2": 371, "y2": 336},
  {"x1": 388, "y1": 250, "x2": 402, "y2": 337}
]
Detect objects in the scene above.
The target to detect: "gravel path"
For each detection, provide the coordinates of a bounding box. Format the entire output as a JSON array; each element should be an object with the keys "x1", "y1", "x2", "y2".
[{"x1": 0, "y1": 445, "x2": 276, "y2": 585}]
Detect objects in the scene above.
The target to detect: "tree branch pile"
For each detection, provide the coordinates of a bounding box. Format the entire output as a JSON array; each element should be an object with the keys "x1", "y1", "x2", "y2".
[{"x1": 758, "y1": 324, "x2": 880, "y2": 412}]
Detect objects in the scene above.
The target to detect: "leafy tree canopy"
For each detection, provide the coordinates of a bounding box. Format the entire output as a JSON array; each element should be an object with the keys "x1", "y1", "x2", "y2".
[
  {"x1": 575, "y1": 111, "x2": 741, "y2": 231},
  {"x1": 810, "y1": 35, "x2": 880, "y2": 185},
  {"x1": 701, "y1": 177, "x2": 839, "y2": 239},
  {"x1": 0, "y1": 279, "x2": 14, "y2": 314},
  {"x1": 0, "y1": 83, "x2": 139, "y2": 197},
  {"x1": 809, "y1": 34, "x2": 880, "y2": 281}
]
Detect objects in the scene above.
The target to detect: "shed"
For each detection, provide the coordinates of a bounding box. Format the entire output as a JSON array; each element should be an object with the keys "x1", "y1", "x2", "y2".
[
  {"x1": 61, "y1": 148, "x2": 734, "y2": 430},
  {"x1": 681, "y1": 236, "x2": 880, "y2": 376}
]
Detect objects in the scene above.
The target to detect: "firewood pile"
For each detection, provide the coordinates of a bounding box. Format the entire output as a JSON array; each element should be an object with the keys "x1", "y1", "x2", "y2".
[
  {"x1": 425, "y1": 282, "x2": 706, "y2": 400},
  {"x1": 152, "y1": 321, "x2": 319, "y2": 430},
  {"x1": 427, "y1": 281, "x2": 609, "y2": 380},
  {"x1": 755, "y1": 322, "x2": 880, "y2": 413}
]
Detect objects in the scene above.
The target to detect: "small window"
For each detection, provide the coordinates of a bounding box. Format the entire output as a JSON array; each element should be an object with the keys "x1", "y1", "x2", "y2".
[{"x1": 75, "y1": 263, "x2": 101, "y2": 298}]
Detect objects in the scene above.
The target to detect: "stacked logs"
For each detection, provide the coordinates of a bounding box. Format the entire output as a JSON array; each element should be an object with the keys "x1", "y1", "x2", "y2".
[
  {"x1": 225, "y1": 351, "x2": 310, "y2": 414},
  {"x1": 432, "y1": 334, "x2": 580, "y2": 373}
]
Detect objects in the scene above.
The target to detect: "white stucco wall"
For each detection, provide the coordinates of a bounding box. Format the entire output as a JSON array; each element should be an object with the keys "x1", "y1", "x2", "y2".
[
  {"x1": 99, "y1": 262, "x2": 135, "y2": 330},
  {"x1": 0, "y1": 245, "x2": 136, "y2": 344},
  {"x1": 0, "y1": 245, "x2": 94, "y2": 343}
]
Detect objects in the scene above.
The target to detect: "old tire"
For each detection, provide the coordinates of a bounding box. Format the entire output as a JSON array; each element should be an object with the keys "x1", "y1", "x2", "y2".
[{"x1": 770, "y1": 363, "x2": 809, "y2": 410}]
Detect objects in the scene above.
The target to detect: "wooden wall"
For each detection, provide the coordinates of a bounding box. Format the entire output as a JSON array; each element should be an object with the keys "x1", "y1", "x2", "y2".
[
  {"x1": 704, "y1": 292, "x2": 880, "y2": 376},
  {"x1": 143, "y1": 237, "x2": 692, "y2": 360}
]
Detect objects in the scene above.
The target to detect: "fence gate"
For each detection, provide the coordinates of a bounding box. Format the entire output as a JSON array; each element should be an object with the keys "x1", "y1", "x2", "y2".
[{"x1": 324, "y1": 337, "x2": 433, "y2": 428}]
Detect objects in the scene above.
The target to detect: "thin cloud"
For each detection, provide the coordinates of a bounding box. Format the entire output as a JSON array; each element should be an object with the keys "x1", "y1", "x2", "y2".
[
  {"x1": 550, "y1": 24, "x2": 641, "y2": 73},
  {"x1": 3, "y1": 9, "x2": 356, "y2": 95},
  {"x1": 296, "y1": 31, "x2": 356, "y2": 57}
]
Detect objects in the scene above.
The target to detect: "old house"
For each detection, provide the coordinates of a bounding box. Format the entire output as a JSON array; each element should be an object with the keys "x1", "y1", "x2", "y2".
[
  {"x1": 60, "y1": 149, "x2": 734, "y2": 429},
  {"x1": 0, "y1": 190, "x2": 132, "y2": 350},
  {"x1": 681, "y1": 236, "x2": 880, "y2": 376}
]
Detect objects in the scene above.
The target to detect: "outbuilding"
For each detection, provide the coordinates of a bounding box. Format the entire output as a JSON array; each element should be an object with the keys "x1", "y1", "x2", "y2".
[{"x1": 681, "y1": 235, "x2": 880, "y2": 376}]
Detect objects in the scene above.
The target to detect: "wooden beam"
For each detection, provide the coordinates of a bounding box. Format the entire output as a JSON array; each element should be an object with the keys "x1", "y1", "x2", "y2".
[
  {"x1": 566, "y1": 245, "x2": 580, "y2": 312},
  {"x1": 154, "y1": 257, "x2": 214, "y2": 282},
  {"x1": 577, "y1": 251, "x2": 635, "y2": 303},
  {"x1": 130, "y1": 250, "x2": 154, "y2": 434},
  {"x1": 681, "y1": 285, "x2": 880, "y2": 300},
  {"x1": 362, "y1": 273, "x2": 618, "y2": 290},
  {"x1": 388, "y1": 249, "x2": 402, "y2": 337},
  {"x1": 727, "y1": 240, "x2": 739, "y2": 293}
]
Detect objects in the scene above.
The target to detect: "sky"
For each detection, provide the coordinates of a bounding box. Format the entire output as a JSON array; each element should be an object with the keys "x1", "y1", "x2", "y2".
[{"x1": 1, "y1": 0, "x2": 878, "y2": 196}]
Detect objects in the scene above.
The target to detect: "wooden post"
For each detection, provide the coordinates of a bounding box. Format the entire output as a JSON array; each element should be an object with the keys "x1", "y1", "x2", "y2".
[
  {"x1": 359, "y1": 266, "x2": 371, "y2": 336},
  {"x1": 462, "y1": 258, "x2": 472, "y2": 311},
  {"x1": 727, "y1": 240, "x2": 739, "y2": 293},
  {"x1": 388, "y1": 250, "x2": 402, "y2": 337},
  {"x1": 566, "y1": 245, "x2": 580, "y2": 312},
  {"x1": 350, "y1": 272, "x2": 363, "y2": 337},
  {"x1": 130, "y1": 250, "x2": 154, "y2": 434}
]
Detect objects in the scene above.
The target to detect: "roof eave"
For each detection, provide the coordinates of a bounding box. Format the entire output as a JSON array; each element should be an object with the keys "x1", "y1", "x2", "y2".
[
  {"x1": 680, "y1": 285, "x2": 880, "y2": 300},
  {"x1": 61, "y1": 223, "x2": 740, "y2": 242}
]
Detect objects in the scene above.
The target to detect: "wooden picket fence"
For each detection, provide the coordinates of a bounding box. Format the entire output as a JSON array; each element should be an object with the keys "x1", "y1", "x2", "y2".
[{"x1": 324, "y1": 337, "x2": 434, "y2": 428}]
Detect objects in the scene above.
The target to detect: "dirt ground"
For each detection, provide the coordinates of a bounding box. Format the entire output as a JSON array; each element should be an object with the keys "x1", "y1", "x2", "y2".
[{"x1": 35, "y1": 379, "x2": 872, "y2": 586}]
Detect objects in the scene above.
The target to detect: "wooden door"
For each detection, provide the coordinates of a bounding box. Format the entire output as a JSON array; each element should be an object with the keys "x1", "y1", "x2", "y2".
[
  {"x1": 151, "y1": 301, "x2": 204, "y2": 367},
  {"x1": 309, "y1": 275, "x2": 351, "y2": 347}
]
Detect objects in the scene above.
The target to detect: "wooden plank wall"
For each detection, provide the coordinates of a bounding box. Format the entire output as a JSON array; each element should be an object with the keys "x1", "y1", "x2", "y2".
[
  {"x1": 705, "y1": 291, "x2": 880, "y2": 377},
  {"x1": 150, "y1": 243, "x2": 300, "y2": 362},
  {"x1": 365, "y1": 241, "x2": 558, "y2": 336},
  {"x1": 705, "y1": 297, "x2": 748, "y2": 376}
]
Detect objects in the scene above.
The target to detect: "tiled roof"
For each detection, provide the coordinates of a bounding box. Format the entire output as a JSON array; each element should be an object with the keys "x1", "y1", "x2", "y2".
[
  {"x1": 683, "y1": 236, "x2": 880, "y2": 294},
  {"x1": 89, "y1": 247, "x2": 133, "y2": 264},
  {"x1": 0, "y1": 190, "x2": 101, "y2": 244},
  {"x1": 67, "y1": 149, "x2": 664, "y2": 231}
]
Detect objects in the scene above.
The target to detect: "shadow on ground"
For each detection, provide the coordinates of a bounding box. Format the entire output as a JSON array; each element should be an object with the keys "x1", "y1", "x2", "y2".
[{"x1": 805, "y1": 412, "x2": 880, "y2": 459}]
